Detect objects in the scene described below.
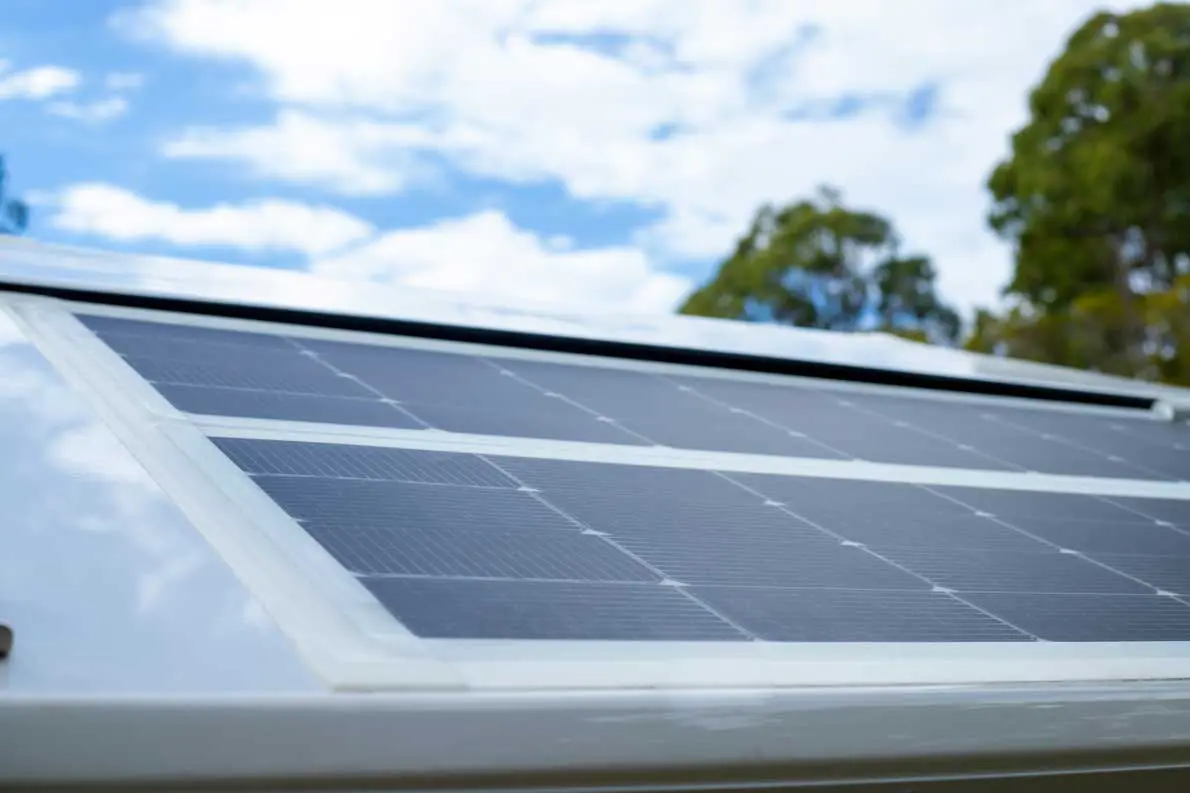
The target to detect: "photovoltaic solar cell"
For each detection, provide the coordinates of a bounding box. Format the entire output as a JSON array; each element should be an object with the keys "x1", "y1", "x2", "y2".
[
  {"x1": 1001, "y1": 516, "x2": 1190, "y2": 556},
  {"x1": 870, "y1": 545, "x2": 1150, "y2": 595},
  {"x1": 76, "y1": 312, "x2": 1190, "y2": 645},
  {"x1": 124, "y1": 354, "x2": 368, "y2": 397},
  {"x1": 79, "y1": 313, "x2": 1190, "y2": 480},
  {"x1": 303, "y1": 518, "x2": 658, "y2": 581},
  {"x1": 156, "y1": 385, "x2": 422, "y2": 428},
  {"x1": 690, "y1": 587, "x2": 1027, "y2": 642},
  {"x1": 1109, "y1": 497, "x2": 1190, "y2": 526},
  {"x1": 670, "y1": 376, "x2": 1018, "y2": 471},
  {"x1": 958, "y1": 592, "x2": 1190, "y2": 642},
  {"x1": 362, "y1": 578, "x2": 747, "y2": 641},
  {"x1": 210, "y1": 437, "x2": 1190, "y2": 642}
]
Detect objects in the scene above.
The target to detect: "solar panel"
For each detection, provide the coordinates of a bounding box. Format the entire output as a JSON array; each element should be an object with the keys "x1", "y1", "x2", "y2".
[
  {"x1": 80, "y1": 313, "x2": 1190, "y2": 479},
  {"x1": 74, "y1": 311, "x2": 1190, "y2": 647},
  {"x1": 689, "y1": 588, "x2": 1025, "y2": 642},
  {"x1": 210, "y1": 437, "x2": 1190, "y2": 642},
  {"x1": 362, "y1": 578, "x2": 746, "y2": 641},
  {"x1": 957, "y1": 592, "x2": 1190, "y2": 642}
]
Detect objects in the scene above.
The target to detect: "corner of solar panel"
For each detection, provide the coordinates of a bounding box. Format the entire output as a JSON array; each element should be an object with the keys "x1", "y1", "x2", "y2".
[{"x1": 60, "y1": 305, "x2": 1190, "y2": 685}]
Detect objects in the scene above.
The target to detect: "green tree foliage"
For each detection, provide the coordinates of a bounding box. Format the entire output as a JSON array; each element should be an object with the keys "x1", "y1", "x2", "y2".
[
  {"x1": 680, "y1": 186, "x2": 961, "y2": 343},
  {"x1": 0, "y1": 156, "x2": 29, "y2": 236},
  {"x1": 967, "y1": 276, "x2": 1190, "y2": 382},
  {"x1": 980, "y1": 3, "x2": 1190, "y2": 383}
]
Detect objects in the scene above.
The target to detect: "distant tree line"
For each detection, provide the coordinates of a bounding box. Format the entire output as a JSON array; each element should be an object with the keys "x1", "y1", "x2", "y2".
[{"x1": 682, "y1": 2, "x2": 1190, "y2": 386}]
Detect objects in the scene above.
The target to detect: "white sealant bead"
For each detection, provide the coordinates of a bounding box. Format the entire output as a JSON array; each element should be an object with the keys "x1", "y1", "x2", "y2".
[{"x1": 1153, "y1": 400, "x2": 1190, "y2": 422}]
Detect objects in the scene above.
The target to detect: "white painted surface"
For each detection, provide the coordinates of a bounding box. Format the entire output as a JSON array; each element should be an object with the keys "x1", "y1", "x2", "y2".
[{"x1": 0, "y1": 304, "x2": 320, "y2": 695}]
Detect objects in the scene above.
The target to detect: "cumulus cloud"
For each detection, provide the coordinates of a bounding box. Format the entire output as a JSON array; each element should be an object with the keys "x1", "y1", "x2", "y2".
[
  {"x1": 46, "y1": 71, "x2": 145, "y2": 125},
  {"x1": 313, "y1": 209, "x2": 692, "y2": 313},
  {"x1": 164, "y1": 110, "x2": 432, "y2": 195},
  {"x1": 0, "y1": 61, "x2": 79, "y2": 100},
  {"x1": 104, "y1": 71, "x2": 146, "y2": 91},
  {"x1": 47, "y1": 183, "x2": 687, "y2": 312},
  {"x1": 47, "y1": 96, "x2": 130, "y2": 123},
  {"x1": 49, "y1": 183, "x2": 374, "y2": 256},
  {"x1": 121, "y1": 0, "x2": 1141, "y2": 314}
]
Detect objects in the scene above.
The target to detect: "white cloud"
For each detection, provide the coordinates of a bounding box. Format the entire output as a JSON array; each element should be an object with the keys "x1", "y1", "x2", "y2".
[
  {"x1": 164, "y1": 110, "x2": 432, "y2": 195},
  {"x1": 314, "y1": 209, "x2": 691, "y2": 313},
  {"x1": 46, "y1": 183, "x2": 687, "y2": 313},
  {"x1": 0, "y1": 62, "x2": 79, "y2": 100},
  {"x1": 123, "y1": 0, "x2": 1142, "y2": 314},
  {"x1": 104, "y1": 71, "x2": 146, "y2": 91},
  {"x1": 46, "y1": 71, "x2": 144, "y2": 125},
  {"x1": 49, "y1": 183, "x2": 374, "y2": 256},
  {"x1": 47, "y1": 96, "x2": 129, "y2": 124}
]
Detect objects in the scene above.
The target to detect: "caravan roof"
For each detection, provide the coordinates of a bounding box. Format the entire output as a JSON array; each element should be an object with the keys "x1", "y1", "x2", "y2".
[{"x1": 4, "y1": 237, "x2": 1190, "y2": 790}]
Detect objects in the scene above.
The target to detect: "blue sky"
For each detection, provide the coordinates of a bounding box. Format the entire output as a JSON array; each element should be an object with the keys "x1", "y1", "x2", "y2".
[{"x1": 0, "y1": 0, "x2": 1132, "y2": 316}]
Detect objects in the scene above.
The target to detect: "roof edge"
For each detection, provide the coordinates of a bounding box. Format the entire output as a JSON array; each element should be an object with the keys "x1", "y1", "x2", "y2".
[{"x1": 0, "y1": 274, "x2": 1154, "y2": 411}]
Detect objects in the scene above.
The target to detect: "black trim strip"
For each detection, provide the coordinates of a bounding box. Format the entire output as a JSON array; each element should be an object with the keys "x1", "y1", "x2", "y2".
[{"x1": 0, "y1": 279, "x2": 1155, "y2": 410}]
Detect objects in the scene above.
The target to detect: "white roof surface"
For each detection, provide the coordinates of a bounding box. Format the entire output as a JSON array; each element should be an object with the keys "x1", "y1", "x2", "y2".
[{"x1": 3, "y1": 237, "x2": 1190, "y2": 789}]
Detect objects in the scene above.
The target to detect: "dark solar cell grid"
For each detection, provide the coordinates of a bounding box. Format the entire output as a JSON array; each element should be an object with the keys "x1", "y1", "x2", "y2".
[
  {"x1": 362, "y1": 578, "x2": 747, "y2": 641},
  {"x1": 80, "y1": 312, "x2": 1190, "y2": 480},
  {"x1": 217, "y1": 440, "x2": 1190, "y2": 643},
  {"x1": 158, "y1": 385, "x2": 421, "y2": 429},
  {"x1": 214, "y1": 437, "x2": 516, "y2": 487},
  {"x1": 78, "y1": 315, "x2": 1190, "y2": 643},
  {"x1": 692, "y1": 587, "x2": 1028, "y2": 642},
  {"x1": 959, "y1": 592, "x2": 1190, "y2": 642}
]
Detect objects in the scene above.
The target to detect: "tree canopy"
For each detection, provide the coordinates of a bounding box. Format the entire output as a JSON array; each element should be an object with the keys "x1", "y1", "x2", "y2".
[
  {"x1": 680, "y1": 186, "x2": 961, "y2": 344},
  {"x1": 678, "y1": 3, "x2": 1190, "y2": 386},
  {"x1": 978, "y1": 2, "x2": 1190, "y2": 383}
]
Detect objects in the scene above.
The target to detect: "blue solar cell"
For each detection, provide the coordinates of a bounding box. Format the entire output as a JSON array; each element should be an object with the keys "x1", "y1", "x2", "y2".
[
  {"x1": 319, "y1": 522, "x2": 657, "y2": 581},
  {"x1": 611, "y1": 530, "x2": 925, "y2": 589},
  {"x1": 960, "y1": 592, "x2": 1190, "y2": 642},
  {"x1": 499, "y1": 360, "x2": 846, "y2": 458},
  {"x1": 362, "y1": 578, "x2": 748, "y2": 640},
  {"x1": 89, "y1": 332, "x2": 292, "y2": 364},
  {"x1": 254, "y1": 477, "x2": 554, "y2": 531},
  {"x1": 404, "y1": 401, "x2": 645, "y2": 444},
  {"x1": 158, "y1": 384, "x2": 421, "y2": 428},
  {"x1": 692, "y1": 587, "x2": 1028, "y2": 642},
  {"x1": 852, "y1": 395, "x2": 1162, "y2": 479},
  {"x1": 1003, "y1": 516, "x2": 1190, "y2": 556},
  {"x1": 1108, "y1": 497, "x2": 1190, "y2": 527},
  {"x1": 968, "y1": 409, "x2": 1190, "y2": 481},
  {"x1": 730, "y1": 474, "x2": 974, "y2": 522},
  {"x1": 79, "y1": 313, "x2": 292, "y2": 349},
  {"x1": 302, "y1": 341, "x2": 542, "y2": 407},
  {"x1": 871, "y1": 545, "x2": 1150, "y2": 595},
  {"x1": 932, "y1": 488, "x2": 1140, "y2": 522},
  {"x1": 123, "y1": 354, "x2": 370, "y2": 397},
  {"x1": 294, "y1": 506, "x2": 657, "y2": 582},
  {"x1": 78, "y1": 313, "x2": 1190, "y2": 645},
  {"x1": 673, "y1": 376, "x2": 1018, "y2": 470},
  {"x1": 82, "y1": 312, "x2": 1190, "y2": 484},
  {"x1": 214, "y1": 438, "x2": 515, "y2": 486},
  {"x1": 1086, "y1": 554, "x2": 1190, "y2": 596},
  {"x1": 214, "y1": 439, "x2": 1190, "y2": 642}
]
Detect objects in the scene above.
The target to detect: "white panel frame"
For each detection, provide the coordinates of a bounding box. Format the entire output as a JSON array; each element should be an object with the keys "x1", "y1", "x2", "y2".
[
  {"x1": 11, "y1": 294, "x2": 1190, "y2": 692},
  {"x1": 200, "y1": 417, "x2": 1190, "y2": 499}
]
